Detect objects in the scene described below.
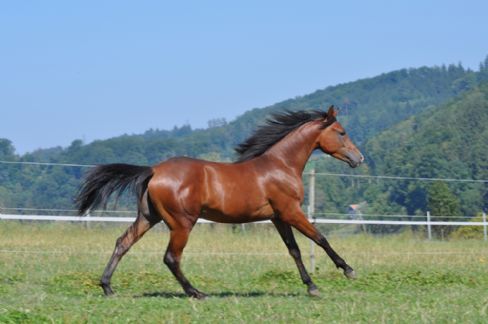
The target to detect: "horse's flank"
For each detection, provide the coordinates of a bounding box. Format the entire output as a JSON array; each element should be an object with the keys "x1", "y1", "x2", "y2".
[{"x1": 149, "y1": 157, "x2": 272, "y2": 224}]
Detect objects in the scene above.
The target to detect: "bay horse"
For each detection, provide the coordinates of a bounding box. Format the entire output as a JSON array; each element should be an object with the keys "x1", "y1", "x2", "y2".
[{"x1": 76, "y1": 105, "x2": 364, "y2": 298}]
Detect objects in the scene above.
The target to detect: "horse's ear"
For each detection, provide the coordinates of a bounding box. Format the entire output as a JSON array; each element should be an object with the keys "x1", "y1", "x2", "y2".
[{"x1": 327, "y1": 105, "x2": 338, "y2": 118}]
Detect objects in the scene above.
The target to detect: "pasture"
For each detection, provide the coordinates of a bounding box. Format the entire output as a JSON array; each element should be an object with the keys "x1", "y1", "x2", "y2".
[{"x1": 0, "y1": 222, "x2": 487, "y2": 323}]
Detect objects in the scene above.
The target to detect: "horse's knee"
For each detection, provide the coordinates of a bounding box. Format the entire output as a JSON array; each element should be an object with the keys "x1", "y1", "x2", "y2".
[
  {"x1": 289, "y1": 247, "x2": 301, "y2": 259},
  {"x1": 163, "y1": 253, "x2": 171, "y2": 266},
  {"x1": 163, "y1": 251, "x2": 177, "y2": 268}
]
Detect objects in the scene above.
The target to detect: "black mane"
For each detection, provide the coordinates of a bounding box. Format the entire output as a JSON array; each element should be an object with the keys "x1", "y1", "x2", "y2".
[{"x1": 235, "y1": 110, "x2": 336, "y2": 162}]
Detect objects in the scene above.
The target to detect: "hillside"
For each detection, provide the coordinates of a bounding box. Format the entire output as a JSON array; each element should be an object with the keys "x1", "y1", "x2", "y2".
[
  {"x1": 1, "y1": 58, "x2": 487, "y2": 213},
  {"x1": 306, "y1": 83, "x2": 488, "y2": 227},
  {"x1": 364, "y1": 83, "x2": 488, "y2": 217}
]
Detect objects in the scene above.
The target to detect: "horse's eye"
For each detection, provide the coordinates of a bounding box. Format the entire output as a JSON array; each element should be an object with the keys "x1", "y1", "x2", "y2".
[{"x1": 339, "y1": 131, "x2": 346, "y2": 136}]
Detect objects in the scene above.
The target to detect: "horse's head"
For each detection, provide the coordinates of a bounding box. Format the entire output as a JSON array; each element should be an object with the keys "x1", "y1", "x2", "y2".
[{"x1": 317, "y1": 106, "x2": 364, "y2": 168}]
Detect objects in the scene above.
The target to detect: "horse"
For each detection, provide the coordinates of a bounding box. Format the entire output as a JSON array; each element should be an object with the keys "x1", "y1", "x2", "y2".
[{"x1": 75, "y1": 105, "x2": 364, "y2": 299}]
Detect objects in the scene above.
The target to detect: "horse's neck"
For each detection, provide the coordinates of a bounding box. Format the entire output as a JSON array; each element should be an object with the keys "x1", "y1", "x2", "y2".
[{"x1": 263, "y1": 121, "x2": 320, "y2": 175}]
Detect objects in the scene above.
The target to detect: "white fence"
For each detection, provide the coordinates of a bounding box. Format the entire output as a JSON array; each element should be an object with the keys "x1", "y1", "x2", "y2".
[
  {"x1": 1, "y1": 213, "x2": 487, "y2": 239},
  {"x1": 1, "y1": 213, "x2": 487, "y2": 226}
]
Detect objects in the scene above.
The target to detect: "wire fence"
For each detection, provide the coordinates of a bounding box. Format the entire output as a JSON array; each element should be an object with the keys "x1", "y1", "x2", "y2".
[
  {"x1": 2, "y1": 159, "x2": 488, "y2": 182},
  {"x1": 1, "y1": 214, "x2": 486, "y2": 264},
  {"x1": 0, "y1": 248, "x2": 484, "y2": 257}
]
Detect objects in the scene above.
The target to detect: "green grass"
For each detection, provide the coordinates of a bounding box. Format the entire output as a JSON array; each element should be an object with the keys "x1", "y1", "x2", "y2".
[{"x1": 0, "y1": 222, "x2": 487, "y2": 323}]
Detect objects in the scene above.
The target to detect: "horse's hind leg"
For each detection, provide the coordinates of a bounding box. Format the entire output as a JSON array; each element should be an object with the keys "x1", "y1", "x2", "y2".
[
  {"x1": 100, "y1": 194, "x2": 158, "y2": 295},
  {"x1": 163, "y1": 218, "x2": 206, "y2": 299},
  {"x1": 272, "y1": 219, "x2": 320, "y2": 297}
]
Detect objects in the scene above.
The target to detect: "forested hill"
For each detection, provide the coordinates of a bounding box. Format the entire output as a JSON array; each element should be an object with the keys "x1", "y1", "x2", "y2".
[
  {"x1": 363, "y1": 83, "x2": 488, "y2": 216},
  {"x1": 1, "y1": 57, "x2": 488, "y2": 212},
  {"x1": 279, "y1": 83, "x2": 488, "y2": 226}
]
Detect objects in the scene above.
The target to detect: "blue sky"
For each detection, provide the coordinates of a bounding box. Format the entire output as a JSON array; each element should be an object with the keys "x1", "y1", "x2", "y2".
[{"x1": 1, "y1": 1, "x2": 488, "y2": 154}]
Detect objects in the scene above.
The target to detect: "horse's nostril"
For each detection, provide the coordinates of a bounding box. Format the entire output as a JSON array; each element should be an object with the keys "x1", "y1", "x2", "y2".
[{"x1": 360, "y1": 154, "x2": 365, "y2": 163}]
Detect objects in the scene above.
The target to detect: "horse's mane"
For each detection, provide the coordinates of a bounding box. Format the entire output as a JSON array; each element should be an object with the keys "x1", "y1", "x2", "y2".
[{"x1": 235, "y1": 109, "x2": 336, "y2": 162}]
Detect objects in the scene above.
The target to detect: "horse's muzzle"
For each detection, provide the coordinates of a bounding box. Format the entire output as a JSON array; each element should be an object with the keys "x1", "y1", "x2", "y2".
[{"x1": 346, "y1": 151, "x2": 364, "y2": 168}]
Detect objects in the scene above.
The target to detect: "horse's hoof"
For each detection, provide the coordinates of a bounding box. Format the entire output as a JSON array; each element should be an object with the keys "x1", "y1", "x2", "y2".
[
  {"x1": 188, "y1": 290, "x2": 208, "y2": 300},
  {"x1": 344, "y1": 268, "x2": 357, "y2": 280},
  {"x1": 101, "y1": 284, "x2": 115, "y2": 296},
  {"x1": 308, "y1": 287, "x2": 320, "y2": 297}
]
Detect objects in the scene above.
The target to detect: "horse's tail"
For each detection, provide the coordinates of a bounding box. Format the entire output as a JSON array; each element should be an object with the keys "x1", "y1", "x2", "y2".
[{"x1": 75, "y1": 163, "x2": 154, "y2": 216}]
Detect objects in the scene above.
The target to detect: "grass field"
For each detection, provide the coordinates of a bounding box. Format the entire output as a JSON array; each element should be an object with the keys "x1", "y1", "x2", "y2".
[{"x1": 0, "y1": 221, "x2": 487, "y2": 323}]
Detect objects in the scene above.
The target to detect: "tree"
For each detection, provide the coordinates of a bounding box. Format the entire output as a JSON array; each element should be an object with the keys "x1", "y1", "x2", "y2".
[
  {"x1": 0, "y1": 138, "x2": 16, "y2": 160},
  {"x1": 0, "y1": 139, "x2": 18, "y2": 194},
  {"x1": 207, "y1": 118, "x2": 227, "y2": 128},
  {"x1": 427, "y1": 181, "x2": 461, "y2": 239}
]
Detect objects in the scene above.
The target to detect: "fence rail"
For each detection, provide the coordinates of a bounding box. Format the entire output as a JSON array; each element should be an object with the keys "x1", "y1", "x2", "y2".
[{"x1": 0, "y1": 213, "x2": 486, "y2": 227}]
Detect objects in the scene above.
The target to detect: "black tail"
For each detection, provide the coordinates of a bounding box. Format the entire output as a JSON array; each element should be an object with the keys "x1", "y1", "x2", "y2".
[{"x1": 75, "y1": 163, "x2": 154, "y2": 215}]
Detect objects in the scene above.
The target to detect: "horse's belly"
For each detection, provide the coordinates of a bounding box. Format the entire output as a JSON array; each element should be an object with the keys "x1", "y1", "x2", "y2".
[{"x1": 200, "y1": 202, "x2": 274, "y2": 223}]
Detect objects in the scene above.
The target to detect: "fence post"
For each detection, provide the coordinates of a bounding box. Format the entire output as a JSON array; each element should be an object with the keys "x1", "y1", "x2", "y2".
[
  {"x1": 308, "y1": 168, "x2": 316, "y2": 272},
  {"x1": 426, "y1": 211, "x2": 432, "y2": 240},
  {"x1": 85, "y1": 210, "x2": 91, "y2": 229},
  {"x1": 483, "y1": 211, "x2": 487, "y2": 242}
]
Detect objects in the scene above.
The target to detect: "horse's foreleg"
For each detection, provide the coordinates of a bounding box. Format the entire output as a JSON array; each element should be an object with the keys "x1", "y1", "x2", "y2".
[
  {"x1": 280, "y1": 208, "x2": 356, "y2": 279},
  {"x1": 272, "y1": 219, "x2": 320, "y2": 296},
  {"x1": 100, "y1": 214, "x2": 155, "y2": 295},
  {"x1": 163, "y1": 223, "x2": 206, "y2": 299}
]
